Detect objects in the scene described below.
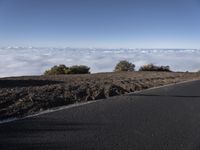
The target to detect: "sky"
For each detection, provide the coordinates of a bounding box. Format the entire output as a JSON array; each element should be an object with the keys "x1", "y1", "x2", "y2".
[{"x1": 0, "y1": 0, "x2": 200, "y2": 48}]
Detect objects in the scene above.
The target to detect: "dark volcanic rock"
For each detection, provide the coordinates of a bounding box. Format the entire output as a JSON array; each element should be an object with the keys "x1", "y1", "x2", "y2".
[{"x1": 104, "y1": 84, "x2": 127, "y2": 97}]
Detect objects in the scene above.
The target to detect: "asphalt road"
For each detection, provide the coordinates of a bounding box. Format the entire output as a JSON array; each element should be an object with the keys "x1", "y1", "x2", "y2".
[{"x1": 1, "y1": 80, "x2": 200, "y2": 150}]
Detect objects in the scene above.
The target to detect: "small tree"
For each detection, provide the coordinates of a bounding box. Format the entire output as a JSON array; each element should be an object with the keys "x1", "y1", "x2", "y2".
[{"x1": 114, "y1": 60, "x2": 135, "y2": 72}]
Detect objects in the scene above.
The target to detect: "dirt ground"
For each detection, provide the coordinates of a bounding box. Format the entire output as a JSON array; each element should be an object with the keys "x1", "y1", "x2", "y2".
[{"x1": 0, "y1": 71, "x2": 200, "y2": 120}]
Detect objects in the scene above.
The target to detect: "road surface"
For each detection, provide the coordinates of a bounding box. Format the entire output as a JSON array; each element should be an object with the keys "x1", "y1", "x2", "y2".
[{"x1": 1, "y1": 80, "x2": 200, "y2": 150}]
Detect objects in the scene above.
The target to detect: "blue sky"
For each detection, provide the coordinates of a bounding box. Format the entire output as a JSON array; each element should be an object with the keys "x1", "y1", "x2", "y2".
[{"x1": 0, "y1": 0, "x2": 200, "y2": 48}]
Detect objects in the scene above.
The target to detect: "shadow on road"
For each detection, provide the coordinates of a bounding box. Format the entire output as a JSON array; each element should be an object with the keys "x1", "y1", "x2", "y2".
[
  {"x1": 0, "y1": 119, "x2": 104, "y2": 149},
  {"x1": 0, "y1": 119, "x2": 103, "y2": 134}
]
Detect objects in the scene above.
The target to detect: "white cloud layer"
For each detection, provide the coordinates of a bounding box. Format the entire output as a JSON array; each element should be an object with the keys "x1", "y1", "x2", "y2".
[{"x1": 0, "y1": 47, "x2": 200, "y2": 77}]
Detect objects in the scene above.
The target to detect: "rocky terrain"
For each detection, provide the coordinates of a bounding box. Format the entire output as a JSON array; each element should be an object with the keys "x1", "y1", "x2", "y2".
[{"x1": 0, "y1": 71, "x2": 200, "y2": 120}]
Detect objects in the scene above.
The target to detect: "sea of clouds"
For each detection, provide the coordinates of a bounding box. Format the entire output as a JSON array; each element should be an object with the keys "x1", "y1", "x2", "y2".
[{"x1": 0, "y1": 47, "x2": 200, "y2": 77}]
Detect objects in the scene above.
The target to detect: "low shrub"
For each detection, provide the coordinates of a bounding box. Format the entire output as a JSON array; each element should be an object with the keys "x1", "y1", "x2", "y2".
[
  {"x1": 114, "y1": 60, "x2": 135, "y2": 72},
  {"x1": 68, "y1": 65, "x2": 90, "y2": 74},
  {"x1": 139, "y1": 64, "x2": 171, "y2": 72},
  {"x1": 44, "y1": 65, "x2": 90, "y2": 75},
  {"x1": 44, "y1": 64, "x2": 69, "y2": 75}
]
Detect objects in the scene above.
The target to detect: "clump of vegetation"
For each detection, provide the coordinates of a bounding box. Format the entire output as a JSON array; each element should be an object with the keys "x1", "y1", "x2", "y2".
[
  {"x1": 114, "y1": 60, "x2": 135, "y2": 72},
  {"x1": 139, "y1": 64, "x2": 171, "y2": 72},
  {"x1": 68, "y1": 65, "x2": 90, "y2": 74},
  {"x1": 44, "y1": 64, "x2": 69, "y2": 75},
  {"x1": 44, "y1": 64, "x2": 90, "y2": 75}
]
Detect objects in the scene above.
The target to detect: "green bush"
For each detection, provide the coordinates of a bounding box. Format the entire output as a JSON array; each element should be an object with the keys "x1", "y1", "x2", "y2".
[
  {"x1": 114, "y1": 60, "x2": 135, "y2": 72},
  {"x1": 44, "y1": 64, "x2": 69, "y2": 75},
  {"x1": 44, "y1": 64, "x2": 90, "y2": 75},
  {"x1": 139, "y1": 64, "x2": 171, "y2": 72},
  {"x1": 68, "y1": 65, "x2": 90, "y2": 74}
]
